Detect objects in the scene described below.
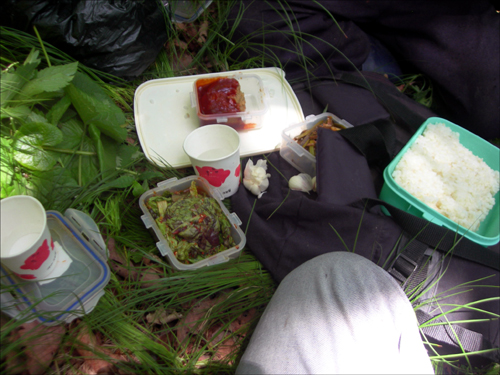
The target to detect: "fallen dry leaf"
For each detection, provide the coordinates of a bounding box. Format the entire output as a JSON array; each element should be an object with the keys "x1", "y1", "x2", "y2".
[
  {"x1": 107, "y1": 238, "x2": 127, "y2": 264},
  {"x1": 16, "y1": 321, "x2": 66, "y2": 375},
  {"x1": 2, "y1": 317, "x2": 28, "y2": 374},
  {"x1": 229, "y1": 307, "x2": 257, "y2": 333},
  {"x1": 3, "y1": 348, "x2": 27, "y2": 374},
  {"x1": 176, "y1": 298, "x2": 213, "y2": 344},
  {"x1": 146, "y1": 308, "x2": 183, "y2": 325},
  {"x1": 205, "y1": 325, "x2": 231, "y2": 348},
  {"x1": 198, "y1": 20, "x2": 209, "y2": 44},
  {"x1": 173, "y1": 39, "x2": 189, "y2": 50},
  {"x1": 176, "y1": 291, "x2": 230, "y2": 344},
  {"x1": 76, "y1": 326, "x2": 111, "y2": 374},
  {"x1": 76, "y1": 324, "x2": 123, "y2": 375},
  {"x1": 175, "y1": 22, "x2": 187, "y2": 32},
  {"x1": 213, "y1": 337, "x2": 236, "y2": 363},
  {"x1": 107, "y1": 237, "x2": 139, "y2": 280},
  {"x1": 138, "y1": 269, "x2": 163, "y2": 289}
]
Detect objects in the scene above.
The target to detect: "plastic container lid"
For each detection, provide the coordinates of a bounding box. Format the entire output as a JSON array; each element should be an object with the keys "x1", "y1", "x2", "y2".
[
  {"x1": 280, "y1": 112, "x2": 353, "y2": 177},
  {"x1": 134, "y1": 67, "x2": 304, "y2": 169},
  {"x1": 191, "y1": 72, "x2": 268, "y2": 131},
  {"x1": 0, "y1": 209, "x2": 110, "y2": 325},
  {"x1": 379, "y1": 117, "x2": 500, "y2": 247},
  {"x1": 139, "y1": 176, "x2": 246, "y2": 270},
  {"x1": 167, "y1": 0, "x2": 213, "y2": 23}
]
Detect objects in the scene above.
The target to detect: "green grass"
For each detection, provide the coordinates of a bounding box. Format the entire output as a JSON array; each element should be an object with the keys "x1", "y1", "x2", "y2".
[{"x1": 1, "y1": 1, "x2": 498, "y2": 374}]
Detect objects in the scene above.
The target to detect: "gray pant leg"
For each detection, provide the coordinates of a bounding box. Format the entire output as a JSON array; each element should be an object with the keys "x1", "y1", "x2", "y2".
[{"x1": 236, "y1": 252, "x2": 434, "y2": 374}]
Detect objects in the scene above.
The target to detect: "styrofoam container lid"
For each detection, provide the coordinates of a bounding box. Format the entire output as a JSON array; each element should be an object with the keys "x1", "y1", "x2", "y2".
[
  {"x1": 134, "y1": 67, "x2": 304, "y2": 169},
  {"x1": 139, "y1": 176, "x2": 246, "y2": 270},
  {"x1": 0, "y1": 209, "x2": 110, "y2": 325}
]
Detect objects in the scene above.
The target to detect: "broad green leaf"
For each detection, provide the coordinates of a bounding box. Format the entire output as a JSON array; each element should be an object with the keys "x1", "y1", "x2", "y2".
[
  {"x1": 15, "y1": 122, "x2": 63, "y2": 147},
  {"x1": 23, "y1": 48, "x2": 42, "y2": 65},
  {"x1": 29, "y1": 166, "x2": 79, "y2": 208},
  {"x1": 14, "y1": 141, "x2": 59, "y2": 171},
  {"x1": 0, "y1": 49, "x2": 41, "y2": 105},
  {"x1": 116, "y1": 144, "x2": 142, "y2": 169},
  {"x1": 132, "y1": 180, "x2": 147, "y2": 197},
  {"x1": 0, "y1": 105, "x2": 32, "y2": 121},
  {"x1": 47, "y1": 95, "x2": 72, "y2": 125},
  {"x1": 88, "y1": 124, "x2": 118, "y2": 178},
  {"x1": 13, "y1": 122, "x2": 63, "y2": 171},
  {"x1": 26, "y1": 109, "x2": 50, "y2": 125},
  {"x1": 101, "y1": 175, "x2": 136, "y2": 189},
  {"x1": 60, "y1": 107, "x2": 78, "y2": 123},
  {"x1": 58, "y1": 118, "x2": 85, "y2": 150},
  {"x1": 139, "y1": 170, "x2": 165, "y2": 180},
  {"x1": 0, "y1": 137, "x2": 26, "y2": 198},
  {"x1": 0, "y1": 181, "x2": 25, "y2": 199},
  {"x1": 69, "y1": 136, "x2": 99, "y2": 187},
  {"x1": 16, "y1": 62, "x2": 78, "y2": 99},
  {"x1": 57, "y1": 134, "x2": 99, "y2": 187},
  {"x1": 29, "y1": 90, "x2": 65, "y2": 103},
  {"x1": 1, "y1": 72, "x2": 23, "y2": 106},
  {"x1": 65, "y1": 72, "x2": 127, "y2": 142}
]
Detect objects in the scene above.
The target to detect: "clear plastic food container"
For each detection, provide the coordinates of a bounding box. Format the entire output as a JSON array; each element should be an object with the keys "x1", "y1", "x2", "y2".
[
  {"x1": 280, "y1": 112, "x2": 353, "y2": 177},
  {"x1": 0, "y1": 209, "x2": 110, "y2": 325},
  {"x1": 191, "y1": 72, "x2": 268, "y2": 131},
  {"x1": 139, "y1": 176, "x2": 246, "y2": 270}
]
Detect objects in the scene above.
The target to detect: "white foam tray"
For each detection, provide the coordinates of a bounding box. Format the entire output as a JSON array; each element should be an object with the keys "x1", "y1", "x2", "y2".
[{"x1": 134, "y1": 67, "x2": 305, "y2": 168}]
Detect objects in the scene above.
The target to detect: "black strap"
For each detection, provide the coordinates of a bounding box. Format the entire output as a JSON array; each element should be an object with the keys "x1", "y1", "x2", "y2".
[
  {"x1": 416, "y1": 310, "x2": 485, "y2": 353},
  {"x1": 388, "y1": 238, "x2": 429, "y2": 289},
  {"x1": 340, "y1": 118, "x2": 396, "y2": 170},
  {"x1": 336, "y1": 71, "x2": 427, "y2": 132},
  {"x1": 356, "y1": 198, "x2": 500, "y2": 271}
]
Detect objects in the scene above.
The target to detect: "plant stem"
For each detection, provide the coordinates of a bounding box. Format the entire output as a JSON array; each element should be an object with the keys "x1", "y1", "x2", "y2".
[
  {"x1": 43, "y1": 146, "x2": 95, "y2": 156},
  {"x1": 32, "y1": 26, "x2": 51, "y2": 67}
]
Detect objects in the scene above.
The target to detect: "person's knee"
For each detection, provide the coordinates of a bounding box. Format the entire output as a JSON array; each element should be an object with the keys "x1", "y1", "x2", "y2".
[{"x1": 286, "y1": 251, "x2": 382, "y2": 282}]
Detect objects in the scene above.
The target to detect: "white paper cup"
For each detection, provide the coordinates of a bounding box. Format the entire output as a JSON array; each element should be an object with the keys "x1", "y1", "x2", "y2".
[
  {"x1": 0, "y1": 196, "x2": 58, "y2": 281},
  {"x1": 183, "y1": 125, "x2": 241, "y2": 198}
]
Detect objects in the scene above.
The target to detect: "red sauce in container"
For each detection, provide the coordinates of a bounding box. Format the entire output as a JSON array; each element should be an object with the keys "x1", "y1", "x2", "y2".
[
  {"x1": 195, "y1": 77, "x2": 257, "y2": 130},
  {"x1": 196, "y1": 77, "x2": 243, "y2": 115}
]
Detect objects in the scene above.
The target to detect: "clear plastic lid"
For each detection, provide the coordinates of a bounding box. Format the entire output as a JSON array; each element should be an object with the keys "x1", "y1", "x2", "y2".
[{"x1": 0, "y1": 209, "x2": 110, "y2": 325}]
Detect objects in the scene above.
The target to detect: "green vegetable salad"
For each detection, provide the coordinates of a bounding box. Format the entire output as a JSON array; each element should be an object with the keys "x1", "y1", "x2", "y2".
[{"x1": 146, "y1": 181, "x2": 236, "y2": 264}]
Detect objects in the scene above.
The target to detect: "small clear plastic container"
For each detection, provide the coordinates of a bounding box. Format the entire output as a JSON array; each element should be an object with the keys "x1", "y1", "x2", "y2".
[
  {"x1": 139, "y1": 176, "x2": 246, "y2": 270},
  {"x1": 0, "y1": 209, "x2": 110, "y2": 325},
  {"x1": 191, "y1": 72, "x2": 268, "y2": 131},
  {"x1": 280, "y1": 112, "x2": 353, "y2": 177}
]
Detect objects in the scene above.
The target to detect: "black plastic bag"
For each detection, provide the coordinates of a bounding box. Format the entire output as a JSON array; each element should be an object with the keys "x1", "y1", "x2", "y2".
[{"x1": 1, "y1": 0, "x2": 169, "y2": 79}]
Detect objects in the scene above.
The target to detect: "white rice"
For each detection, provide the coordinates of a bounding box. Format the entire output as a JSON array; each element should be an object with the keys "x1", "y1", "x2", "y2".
[{"x1": 392, "y1": 123, "x2": 500, "y2": 232}]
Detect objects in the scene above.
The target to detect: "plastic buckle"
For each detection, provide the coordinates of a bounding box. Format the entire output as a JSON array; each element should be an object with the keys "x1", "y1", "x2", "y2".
[{"x1": 389, "y1": 253, "x2": 418, "y2": 286}]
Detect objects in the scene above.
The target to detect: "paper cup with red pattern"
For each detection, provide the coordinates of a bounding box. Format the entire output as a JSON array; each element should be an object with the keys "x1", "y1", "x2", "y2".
[
  {"x1": 183, "y1": 125, "x2": 241, "y2": 198},
  {"x1": 0, "y1": 195, "x2": 58, "y2": 281}
]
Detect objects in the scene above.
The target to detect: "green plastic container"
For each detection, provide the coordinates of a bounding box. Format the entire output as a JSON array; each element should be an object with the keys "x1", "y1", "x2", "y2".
[{"x1": 379, "y1": 117, "x2": 500, "y2": 247}]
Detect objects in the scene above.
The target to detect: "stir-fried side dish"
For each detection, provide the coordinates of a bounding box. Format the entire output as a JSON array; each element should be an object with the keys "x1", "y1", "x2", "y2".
[
  {"x1": 294, "y1": 117, "x2": 345, "y2": 156},
  {"x1": 146, "y1": 181, "x2": 236, "y2": 264}
]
